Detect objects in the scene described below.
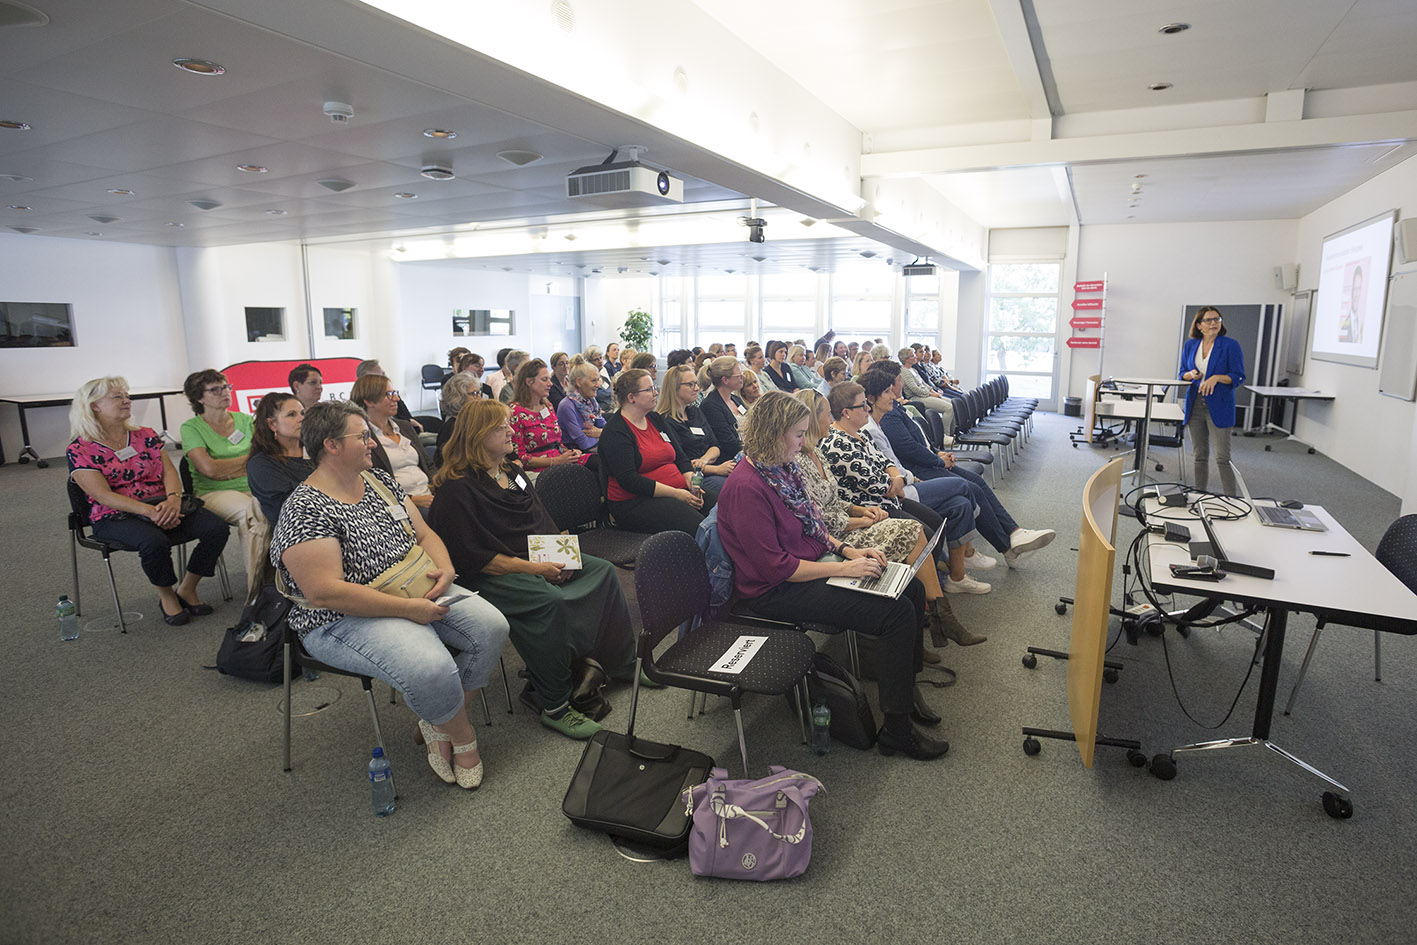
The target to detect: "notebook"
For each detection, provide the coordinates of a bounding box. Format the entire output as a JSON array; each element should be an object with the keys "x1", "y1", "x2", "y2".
[{"x1": 826, "y1": 521, "x2": 944, "y2": 598}]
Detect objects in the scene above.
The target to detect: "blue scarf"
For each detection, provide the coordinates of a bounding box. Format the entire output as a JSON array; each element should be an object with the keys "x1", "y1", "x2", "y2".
[{"x1": 751, "y1": 458, "x2": 830, "y2": 547}]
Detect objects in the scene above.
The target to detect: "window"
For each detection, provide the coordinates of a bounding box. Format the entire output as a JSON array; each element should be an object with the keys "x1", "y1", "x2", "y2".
[
  {"x1": 660, "y1": 292, "x2": 681, "y2": 353},
  {"x1": 829, "y1": 267, "x2": 892, "y2": 340},
  {"x1": 452, "y1": 308, "x2": 515, "y2": 336},
  {"x1": 697, "y1": 274, "x2": 748, "y2": 352},
  {"x1": 904, "y1": 273, "x2": 939, "y2": 348},
  {"x1": 244, "y1": 306, "x2": 285, "y2": 342},
  {"x1": 0, "y1": 301, "x2": 75, "y2": 347},
  {"x1": 322, "y1": 307, "x2": 356, "y2": 340},
  {"x1": 760, "y1": 273, "x2": 819, "y2": 344},
  {"x1": 985, "y1": 262, "x2": 1059, "y2": 402}
]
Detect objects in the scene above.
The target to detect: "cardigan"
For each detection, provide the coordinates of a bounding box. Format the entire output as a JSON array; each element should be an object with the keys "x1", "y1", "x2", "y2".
[
  {"x1": 661, "y1": 403, "x2": 720, "y2": 463},
  {"x1": 717, "y1": 461, "x2": 829, "y2": 599},
  {"x1": 1180, "y1": 334, "x2": 1246, "y2": 427},
  {"x1": 878, "y1": 405, "x2": 947, "y2": 480},
  {"x1": 599, "y1": 410, "x2": 693, "y2": 500},
  {"x1": 698, "y1": 389, "x2": 746, "y2": 459},
  {"x1": 369, "y1": 417, "x2": 430, "y2": 483}
]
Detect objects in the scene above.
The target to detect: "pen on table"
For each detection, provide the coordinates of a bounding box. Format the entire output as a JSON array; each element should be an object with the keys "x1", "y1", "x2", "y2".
[{"x1": 1309, "y1": 551, "x2": 1350, "y2": 557}]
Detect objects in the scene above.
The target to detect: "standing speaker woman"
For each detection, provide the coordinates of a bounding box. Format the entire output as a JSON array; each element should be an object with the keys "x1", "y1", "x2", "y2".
[{"x1": 1180, "y1": 306, "x2": 1246, "y2": 495}]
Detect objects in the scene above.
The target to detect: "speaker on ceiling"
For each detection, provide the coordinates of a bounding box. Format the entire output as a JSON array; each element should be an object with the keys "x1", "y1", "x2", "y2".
[
  {"x1": 1272, "y1": 263, "x2": 1298, "y2": 292},
  {"x1": 1397, "y1": 217, "x2": 1417, "y2": 265}
]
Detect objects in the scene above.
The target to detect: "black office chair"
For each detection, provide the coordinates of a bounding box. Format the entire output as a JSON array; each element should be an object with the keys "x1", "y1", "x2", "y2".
[
  {"x1": 66, "y1": 479, "x2": 139, "y2": 633},
  {"x1": 177, "y1": 455, "x2": 234, "y2": 602},
  {"x1": 419, "y1": 364, "x2": 445, "y2": 411},
  {"x1": 534, "y1": 462, "x2": 651, "y2": 569},
  {"x1": 1284, "y1": 515, "x2": 1416, "y2": 715},
  {"x1": 633, "y1": 531, "x2": 816, "y2": 777}
]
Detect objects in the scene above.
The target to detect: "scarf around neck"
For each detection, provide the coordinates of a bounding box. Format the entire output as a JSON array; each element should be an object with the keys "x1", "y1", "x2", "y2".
[{"x1": 751, "y1": 457, "x2": 829, "y2": 547}]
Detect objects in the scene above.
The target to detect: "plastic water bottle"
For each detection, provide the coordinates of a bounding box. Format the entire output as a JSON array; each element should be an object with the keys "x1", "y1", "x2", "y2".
[
  {"x1": 689, "y1": 469, "x2": 704, "y2": 497},
  {"x1": 57, "y1": 595, "x2": 79, "y2": 642},
  {"x1": 811, "y1": 701, "x2": 831, "y2": 755},
  {"x1": 369, "y1": 747, "x2": 395, "y2": 816}
]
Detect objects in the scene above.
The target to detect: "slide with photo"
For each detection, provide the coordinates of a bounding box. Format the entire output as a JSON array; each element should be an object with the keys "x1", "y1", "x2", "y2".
[{"x1": 1311, "y1": 210, "x2": 1396, "y2": 369}]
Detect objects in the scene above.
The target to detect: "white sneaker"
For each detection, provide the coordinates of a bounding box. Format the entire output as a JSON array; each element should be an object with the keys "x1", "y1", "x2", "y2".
[
  {"x1": 964, "y1": 550, "x2": 997, "y2": 571},
  {"x1": 944, "y1": 573, "x2": 991, "y2": 595},
  {"x1": 1009, "y1": 527, "x2": 1056, "y2": 555}
]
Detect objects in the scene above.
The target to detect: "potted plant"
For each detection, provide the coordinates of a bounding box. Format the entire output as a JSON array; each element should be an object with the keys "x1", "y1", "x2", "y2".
[{"x1": 619, "y1": 308, "x2": 653, "y2": 352}]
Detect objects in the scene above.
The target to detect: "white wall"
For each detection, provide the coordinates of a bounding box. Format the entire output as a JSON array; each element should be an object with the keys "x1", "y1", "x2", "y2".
[
  {"x1": 0, "y1": 234, "x2": 187, "y2": 459},
  {"x1": 175, "y1": 243, "x2": 309, "y2": 376},
  {"x1": 584, "y1": 278, "x2": 656, "y2": 352},
  {"x1": 1072, "y1": 220, "x2": 1298, "y2": 395},
  {"x1": 1291, "y1": 155, "x2": 1417, "y2": 504}
]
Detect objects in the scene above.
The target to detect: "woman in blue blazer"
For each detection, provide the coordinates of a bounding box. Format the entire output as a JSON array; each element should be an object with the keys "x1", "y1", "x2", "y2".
[{"x1": 1180, "y1": 307, "x2": 1245, "y2": 495}]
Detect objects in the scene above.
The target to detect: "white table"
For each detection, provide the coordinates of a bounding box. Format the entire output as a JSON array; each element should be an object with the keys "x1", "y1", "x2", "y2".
[
  {"x1": 1244, "y1": 386, "x2": 1335, "y2": 453},
  {"x1": 1109, "y1": 377, "x2": 1192, "y2": 495},
  {"x1": 0, "y1": 387, "x2": 181, "y2": 467},
  {"x1": 1143, "y1": 498, "x2": 1417, "y2": 815}
]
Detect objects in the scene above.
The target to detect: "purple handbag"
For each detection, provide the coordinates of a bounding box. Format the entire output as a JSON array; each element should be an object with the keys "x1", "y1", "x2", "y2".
[{"x1": 682, "y1": 766, "x2": 824, "y2": 881}]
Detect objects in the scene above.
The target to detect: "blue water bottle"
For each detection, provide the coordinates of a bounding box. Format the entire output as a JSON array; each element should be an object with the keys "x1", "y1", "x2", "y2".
[
  {"x1": 811, "y1": 701, "x2": 831, "y2": 755},
  {"x1": 369, "y1": 747, "x2": 395, "y2": 816},
  {"x1": 57, "y1": 595, "x2": 79, "y2": 642}
]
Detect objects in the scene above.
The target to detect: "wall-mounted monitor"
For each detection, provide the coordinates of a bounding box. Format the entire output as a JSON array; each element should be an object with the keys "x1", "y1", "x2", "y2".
[
  {"x1": 1310, "y1": 209, "x2": 1396, "y2": 369},
  {"x1": 1, "y1": 301, "x2": 75, "y2": 347}
]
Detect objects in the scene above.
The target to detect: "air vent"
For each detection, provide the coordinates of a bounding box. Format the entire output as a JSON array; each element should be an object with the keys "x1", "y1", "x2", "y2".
[
  {"x1": 568, "y1": 169, "x2": 631, "y2": 197},
  {"x1": 566, "y1": 161, "x2": 682, "y2": 206}
]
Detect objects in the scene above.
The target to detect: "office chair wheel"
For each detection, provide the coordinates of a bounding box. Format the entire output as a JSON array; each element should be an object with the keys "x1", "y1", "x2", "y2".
[
  {"x1": 37, "y1": 459, "x2": 50, "y2": 468},
  {"x1": 1149, "y1": 753, "x2": 1177, "y2": 780},
  {"x1": 1103, "y1": 668, "x2": 1119, "y2": 684},
  {"x1": 1022, "y1": 653, "x2": 1038, "y2": 669},
  {"x1": 1307, "y1": 447, "x2": 1315, "y2": 455},
  {"x1": 1023, "y1": 736, "x2": 1041, "y2": 756},
  {"x1": 1127, "y1": 749, "x2": 1148, "y2": 768},
  {"x1": 1322, "y1": 791, "x2": 1353, "y2": 819},
  {"x1": 18, "y1": 455, "x2": 29, "y2": 464},
  {"x1": 1055, "y1": 602, "x2": 1068, "y2": 615},
  {"x1": 1155, "y1": 463, "x2": 1163, "y2": 472}
]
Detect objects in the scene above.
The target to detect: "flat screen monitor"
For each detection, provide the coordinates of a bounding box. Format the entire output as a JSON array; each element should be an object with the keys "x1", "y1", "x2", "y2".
[{"x1": 1310, "y1": 209, "x2": 1396, "y2": 369}]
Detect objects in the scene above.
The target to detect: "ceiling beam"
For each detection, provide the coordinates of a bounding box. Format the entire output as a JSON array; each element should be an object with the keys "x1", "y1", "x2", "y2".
[{"x1": 982, "y1": 0, "x2": 1053, "y2": 122}]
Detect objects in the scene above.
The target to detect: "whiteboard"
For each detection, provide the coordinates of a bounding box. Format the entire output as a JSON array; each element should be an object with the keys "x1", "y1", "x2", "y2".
[{"x1": 1378, "y1": 269, "x2": 1417, "y2": 401}]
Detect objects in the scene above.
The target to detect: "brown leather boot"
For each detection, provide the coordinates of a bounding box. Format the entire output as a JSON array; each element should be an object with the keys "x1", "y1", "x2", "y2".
[{"x1": 929, "y1": 596, "x2": 987, "y2": 646}]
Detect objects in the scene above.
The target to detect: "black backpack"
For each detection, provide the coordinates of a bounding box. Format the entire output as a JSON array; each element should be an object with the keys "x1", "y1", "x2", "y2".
[
  {"x1": 806, "y1": 652, "x2": 877, "y2": 750},
  {"x1": 215, "y1": 584, "x2": 295, "y2": 683}
]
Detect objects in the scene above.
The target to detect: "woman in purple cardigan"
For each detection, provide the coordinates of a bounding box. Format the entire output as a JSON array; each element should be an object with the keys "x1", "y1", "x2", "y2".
[{"x1": 716, "y1": 391, "x2": 948, "y2": 760}]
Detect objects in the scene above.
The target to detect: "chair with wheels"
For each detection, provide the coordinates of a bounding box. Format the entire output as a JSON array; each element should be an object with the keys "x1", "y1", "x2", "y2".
[
  {"x1": 1284, "y1": 514, "x2": 1417, "y2": 715},
  {"x1": 633, "y1": 531, "x2": 817, "y2": 777}
]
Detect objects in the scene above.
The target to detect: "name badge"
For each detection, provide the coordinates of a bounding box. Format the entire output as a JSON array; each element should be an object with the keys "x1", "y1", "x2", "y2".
[
  {"x1": 539, "y1": 407, "x2": 551, "y2": 419},
  {"x1": 389, "y1": 505, "x2": 410, "y2": 522},
  {"x1": 514, "y1": 474, "x2": 529, "y2": 490},
  {"x1": 660, "y1": 431, "x2": 671, "y2": 442},
  {"x1": 736, "y1": 404, "x2": 747, "y2": 415},
  {"x1": 689, "y1": 426, "x2": 705, "y2": 436},
  {"x1": 115, "y1": 445, "x2": 138, "y2": 461},
  {"x1": 227, "y1": 429, "x2": 245, "y2": 445}
]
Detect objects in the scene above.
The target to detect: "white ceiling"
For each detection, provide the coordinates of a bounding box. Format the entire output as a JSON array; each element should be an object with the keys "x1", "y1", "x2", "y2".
[{"x1": 3, "y1": 0, "x2": 1416, "y2": 263}]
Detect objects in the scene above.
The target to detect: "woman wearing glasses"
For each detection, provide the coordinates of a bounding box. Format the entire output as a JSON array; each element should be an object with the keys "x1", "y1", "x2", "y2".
[
  {"x1": 70, "y1": 377, "x2": 231, "y2": 625},
  {"x1": 698, "y1": 355, "x2": 749, "y2": 459},
  {"x1": 180, "y1": 369, "x2": 264, "y2": 598},
  {"x1": 1180, "y1": 306, "x2": 1246, "y2": 495},
  {"x1": 351, "y1": 373, "x2": 434, "y2": 511},
  {"x1": 656, "y1": 364, "x2": 737, "y2": 497},
  {"x1": 600, "y1": 368, "x2": 708, "y2": 535}
]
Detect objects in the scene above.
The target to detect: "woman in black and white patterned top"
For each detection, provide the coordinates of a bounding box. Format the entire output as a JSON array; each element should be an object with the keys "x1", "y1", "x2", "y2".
[{"x1": 270, "y1": 401, "x2": 510, "y2": 791}]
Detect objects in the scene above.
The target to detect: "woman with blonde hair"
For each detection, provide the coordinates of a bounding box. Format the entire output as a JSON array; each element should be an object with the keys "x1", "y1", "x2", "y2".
[
  {"x1": 698, "y1": 355, "x2": 748, "y2": 459},
  {"x1": 657, "y1": 363, "x2": 737, "y2": 496},
  {"x1": 851, "y1": 349, "x2": 875, "y2": 379},
  {"x1": 740, "y1": 368, "x2": 764, "y2": 407},
  {"x1": 509, "y1": 358, "x2": 588, "y2": 473},
  {"x1": 429, "y1": 399, "x2": 637, "y2": 740}
]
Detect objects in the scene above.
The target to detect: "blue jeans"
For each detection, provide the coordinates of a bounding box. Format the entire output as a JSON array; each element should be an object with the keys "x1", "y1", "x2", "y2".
[
  {"x1": 918, "y1": 465, "x2": 1018, "y2": 553},
  {"x1": 903, "y1": 476, "x2": 976, "y2": 548},
  {"x1": 300, "y1": 591, "x2": 510, "y2": 726}
]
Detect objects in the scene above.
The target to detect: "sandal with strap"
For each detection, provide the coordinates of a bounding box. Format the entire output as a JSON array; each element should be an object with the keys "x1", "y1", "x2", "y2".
[
  {"x1": 414, "y1": 720, "x2": 455, "y2": 784},
  {"x1": 451, "y1": 738, "x2": 482, "y2": 790}
]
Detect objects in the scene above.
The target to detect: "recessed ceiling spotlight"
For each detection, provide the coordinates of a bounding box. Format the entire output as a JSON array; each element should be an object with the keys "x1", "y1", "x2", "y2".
[
  {"x1": 7, "y1": 204, "x2": 32, "y2": 211},
  {"x1": 265, "y1": 208, "x2": 288, "y2": 216},
  {"x1": 236, "y1": 164, "x2": 268, "y2": 174},
  {"x1": 0, "y1": 173, "x2": 33, "y2": 183},
  {"x1": 1158, "y1": 22, "x2": 1190, "y2": 35},
  {"x1": 496, "y1": 149, "x2": 543, "y2": 167},
  {"x1": 88, "y1": 214, "x2": 119, "y2": 224},
  {"x1": 317, "y1": 178, "x2": 356, "y2": 192},
  {"x1": 172, "y1": 58, "x2": 224, "y2": 76},
  {"x1": 859, "y1": 250, "x2": 877, "y2": 258},
  {"x1": 107, "y1": 188, "x2": 135, "y2": 196},
  {"x1": 1134, "y1": 174, "x2": 1147, "y2": 179},
  {"x1": 1148, "y1": 82, "x2": 1173, "y2": 91},
  {"x1": 10, "y1": 226, "x2": 37, "y2": 234},
  {"x1": 0, "y1": 120, "x2": 32, "y2": 131},
  {"x1": 422, "y1": 128, "x2": 457, "y2": 139},
  {"x1": 85, "y1": 231, "x2": 102, "y2": 237},
  {"x1": 393, "y1": 192, "x2": 417, "y2": 199},
  {"x1": 165, "y1": 221, "x2": 185, "y2": 227},
  {"x1": 187, "y1": 198, "x2": 222, "y2": 210},
  {"x1": 420, "y1": 163, "x2": 455, "y2": 181}
]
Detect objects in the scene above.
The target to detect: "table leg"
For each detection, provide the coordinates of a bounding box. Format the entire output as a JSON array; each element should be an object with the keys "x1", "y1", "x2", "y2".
[{"x1": 16, "y1": 403, "x2": 44, "y2": 466}]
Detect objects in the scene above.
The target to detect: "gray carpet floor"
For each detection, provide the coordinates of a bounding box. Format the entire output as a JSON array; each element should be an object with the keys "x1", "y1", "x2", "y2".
[{"x1": 4, "y1": 412, "x2": 1415, "y2": 945}]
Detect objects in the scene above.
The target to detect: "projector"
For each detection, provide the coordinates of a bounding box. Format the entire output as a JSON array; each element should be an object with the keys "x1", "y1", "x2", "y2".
[
  {"x1": 902, "y1": 262, "x2": 937, "y2": 277},
  {"x1": 567, "y1": 160, "x2": 683, "y2": 207}
]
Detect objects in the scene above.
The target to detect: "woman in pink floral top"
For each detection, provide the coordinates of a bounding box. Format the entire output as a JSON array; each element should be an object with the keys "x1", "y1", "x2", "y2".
[
  {"x1": 508, "y1": 359, "x2": 593, "y2": 473},
  {"x1": 66, "y1": 377, "x2": 230, "y2": 625}
]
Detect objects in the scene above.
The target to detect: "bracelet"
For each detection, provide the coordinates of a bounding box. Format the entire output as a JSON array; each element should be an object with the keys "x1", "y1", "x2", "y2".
[{"x1": 838, "y1": 543, "x2": 854, "y2": 556}]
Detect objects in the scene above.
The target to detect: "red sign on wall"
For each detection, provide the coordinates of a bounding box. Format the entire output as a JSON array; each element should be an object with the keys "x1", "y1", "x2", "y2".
[
  {"x1": 1065, "y1": 337, "x2": 1102, "y2": 349},
  {"x1": 1069, "y1": 316, "x2": 1103, "y2": 330},
  {"x1": 1074, "y1": 280, "x2": 1106, "y2": 293},
  {"x1": 221, "y1": 357, "x2": 364, "y2": 414},
  {"x1": 1071, "y1": 298, "x2": 1104, "y2": 310}
]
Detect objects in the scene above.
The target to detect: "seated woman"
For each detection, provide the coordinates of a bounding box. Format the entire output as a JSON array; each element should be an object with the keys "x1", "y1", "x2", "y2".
[
  {"x1": 697, "y1": 355, "x2": 748, "y2": 459},
  {"x1": 556, "y1": 361, "x2": 604, "y2": 455},
  {"x1": 351, "y1": 374, "x2": 434, "y2": 511},
  {"x1": 788, "y1": 344, "x2": 818, "y2": 391},
  {"x1": 547, "y1": 351, "x2": 571, "y2": 410},
  {"x1": 271, "y1": 401, "x2": 510, "y2": 789},
  {"x1": 288, "y1": 363, "x2": 323, "y2": 410},
  {"x1": 497, "y1": 350, "x2": 530, "y2": 405},
  {"x1": 793, "y1": 390, "x2": 978, "y2": 654},
  {"x1": 246, "y1": 393, "x2": 313, "y2": 528},
  {"x1": 435, "y1": 373, "x2": 478, "y2": 467},
  {"x1": 869, "y1": 362, "x2": 1053, "y2": 569},
  {"x1": 761, "y1": 340, "x2": 798, "y2": 393},
  {"x1": 629, "y1": 351, "x2": 658, "y2": 380},
  {"x1": 601, "y1": 368, "x2": 708, "y2": 535},
  {"x1": 68, "y1": 377, "x2": 230, "y2": 625},
  {"x1": 740, "y1": 368, "x2": 764, "y2": 408},
  {"x1": 822, "y1": 381, "x2": 992, "y2": 599},
  {"x1": 656, "y1": 364, "x2": 737, "y2": 496},
  {"x1": 717, "y1": 392, "x2": 947, "y2": 760},
  {"x1": 850, "y1": 349, "x2": 875, "y2": 380},
  {"x1": 447, "y1": 346, "x2": 471, "y2": 382},
  {"x1": 816, "y1": 356, "x2": 848, "y2": 398},
  {"x1": 600, "y1": 342, "x2": 621, "y2": 384},
  {"x1": 457, "y1": 352, "x2": 492, "y2": 398},
  {"x1": 428, "y1": 400, "x2": 638, "y2": 740},
  {"x1": 510, "y1": 358, "x2": 590, "y2": 474},
  {"x1": 180, "y1": 369, "x2": 263, "y2": 599}
]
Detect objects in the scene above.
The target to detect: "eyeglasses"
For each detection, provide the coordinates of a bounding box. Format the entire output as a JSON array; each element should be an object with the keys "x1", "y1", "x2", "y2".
[
  {"x1": 844, "y1": 402, "x2": 868, "y2": 413},
  {"x1": 636, "y1": 386, "x2": 657, "y2": 396},
  {"x1": 383, "y1": 389, "x2": 400, "y2": 399},
  {"x1": 679, "y1": 381, "x2": 698, "y2": 388},
  {"x1": 204, "y1": 383, "x2": 233, "y2": 395},
  {"x1": 1200, "y1": 317, "x2": 1221, "y2": 324},
  {"x1": 339, "y1": 431, "x2": 375, "y2": 444}
]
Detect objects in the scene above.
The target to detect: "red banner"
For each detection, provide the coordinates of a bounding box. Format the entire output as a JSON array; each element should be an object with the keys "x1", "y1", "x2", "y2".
[
  {"x1": 221, "y1": 357, "x2": 365, "y2": 414},
  {"x1": 1069, "y1": 316, "x2": 1103, "y2": 330},
  {"x1": 1074, "y1": 280, "x2": 1106, "y2": 293},
  {"x1": 1066, "y1": 337, "x2": 1102, "y2": 349},
  {"x1": 1071, "y1": 298, "x2": 1104, "y2": 310}
]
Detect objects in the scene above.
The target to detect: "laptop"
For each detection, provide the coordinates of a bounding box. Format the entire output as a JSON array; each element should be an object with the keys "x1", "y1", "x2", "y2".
[
  {"x1": 1230, "y1": 461, "x2": 1327, "y2": 532},
  {"x1": 827, "y1": 521, "x2": 945, "y2": 598}
]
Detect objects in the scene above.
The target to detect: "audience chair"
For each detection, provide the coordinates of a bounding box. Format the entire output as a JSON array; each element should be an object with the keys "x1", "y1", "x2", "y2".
[
  {"x1": 419, "y1": 364, "x2": 445, "y2": 411},
  {"x1": 534, "y1": 462, "x2": 652, "y2": 569},
  {"x1": 176, "y1": 456, "x2": 235, "y2": 601},
  {"x1": 924, "y1": 408, "x2": 996, "y2": 483},
  {"x1": 65, "y1": 479, "x2": 137, "y2": 633},
  {"x1": 633, "y1": 531, "x2": 816, "y2": 777},
  {"x1": 1284, "y1": 515, "x2": 1416, "y2": 715}
]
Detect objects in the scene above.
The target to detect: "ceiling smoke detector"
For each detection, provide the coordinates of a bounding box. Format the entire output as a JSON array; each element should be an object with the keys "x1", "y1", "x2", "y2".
[
  {"x1": 187, "y1": 198, "x2": 222, "y2": 210},
  {"x1": 317, "y1": 178, "x2": 355, "y2": 192},
  {"x1": 323, "y1": 101, "x2": 354, "y2": 123},
  {"x1": 420, "y1": 162, "x2": 455, "y2": 181}
]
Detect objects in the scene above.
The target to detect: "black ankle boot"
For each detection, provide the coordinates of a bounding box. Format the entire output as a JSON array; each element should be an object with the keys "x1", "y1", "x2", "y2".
[{"x1": 876, "y1": 725, "x2": 949, "y2": 760}]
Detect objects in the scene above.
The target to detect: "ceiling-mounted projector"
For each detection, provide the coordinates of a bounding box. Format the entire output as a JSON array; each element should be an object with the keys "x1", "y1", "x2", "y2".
[
  {"x1": 567, "y1": 148, "x2": 682, "y2": 207},
  {"x1": 902, "y1": 261, "x2": 937, "y2": 277}
]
